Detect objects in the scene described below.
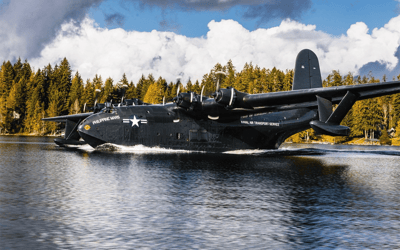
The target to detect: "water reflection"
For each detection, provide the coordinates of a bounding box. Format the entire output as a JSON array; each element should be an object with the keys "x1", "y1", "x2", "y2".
[{"x1": 1, "y1": 137, "x2": 400, "y2": 249}]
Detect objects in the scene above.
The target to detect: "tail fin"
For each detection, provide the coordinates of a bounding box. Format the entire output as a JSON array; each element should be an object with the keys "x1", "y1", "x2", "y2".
[{"x1": 292, "y1": 49, "x2": 322, "y2": 90}]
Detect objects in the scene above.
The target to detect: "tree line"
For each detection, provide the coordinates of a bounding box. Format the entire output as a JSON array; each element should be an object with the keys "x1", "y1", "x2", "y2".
[{"x1": 1, "y1": 57, "x2": 400, "y2": 142}]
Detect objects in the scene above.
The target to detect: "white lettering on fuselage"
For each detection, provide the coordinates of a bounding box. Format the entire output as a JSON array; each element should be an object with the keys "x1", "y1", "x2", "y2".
[
  {"x1": 240, "y1": 120, "x2": 280, "y2": 126},
  {"x1": 92, "y1": 115, "x2": 120, "y2": 125},
  {"x1": 240, "y1": 112, "x2": 279, "y2": 126}
]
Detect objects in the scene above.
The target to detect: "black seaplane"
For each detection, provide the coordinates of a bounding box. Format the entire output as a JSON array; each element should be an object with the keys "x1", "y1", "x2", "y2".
[{"x1": 43, "y1": 49, "x2": 400, "y2": 151}]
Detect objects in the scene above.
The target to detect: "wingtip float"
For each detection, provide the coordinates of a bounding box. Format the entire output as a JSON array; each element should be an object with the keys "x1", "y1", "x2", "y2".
[{"x1": 43, "y1": 49, "x2": 400, "y2": 151}]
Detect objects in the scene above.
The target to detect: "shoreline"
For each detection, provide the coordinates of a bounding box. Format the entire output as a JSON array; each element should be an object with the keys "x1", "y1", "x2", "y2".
[{"x1": 0, "y1": 133, "x2": 61, "y2": 138}]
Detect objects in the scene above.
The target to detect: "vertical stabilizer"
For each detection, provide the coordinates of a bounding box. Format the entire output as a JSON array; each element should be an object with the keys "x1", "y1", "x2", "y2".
[{"x1": 292, "y1": 49, "x2": 322, "y2": 90}]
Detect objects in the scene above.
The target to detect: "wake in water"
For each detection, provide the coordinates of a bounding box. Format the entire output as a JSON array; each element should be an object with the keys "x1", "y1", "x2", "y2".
[
  {"x1": 66, "y1": 143, "x2": 200, "y2": 154},
  {"x1": 62, "y1": 142, "x2": 400, "y2": 157},
  {"x1": 62, "y1": 143, "x2": 325, "y2": 156}
]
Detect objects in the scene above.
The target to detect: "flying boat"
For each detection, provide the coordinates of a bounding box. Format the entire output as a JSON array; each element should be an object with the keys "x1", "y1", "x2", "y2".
[{"x1": 43, "y1": 49, "x2": 400, "y2": 151}]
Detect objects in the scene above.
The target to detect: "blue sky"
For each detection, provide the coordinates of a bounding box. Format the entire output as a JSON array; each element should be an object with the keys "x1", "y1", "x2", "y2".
[
  {"x1": 89, "y1": 0, "x2": 400, "y2": 37},
  {"x1": 1, "y1": 0, "x2": 400, "y2": 83}
]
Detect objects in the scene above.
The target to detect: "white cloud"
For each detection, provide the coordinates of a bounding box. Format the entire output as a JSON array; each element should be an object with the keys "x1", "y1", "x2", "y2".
[
  {"x1": 30, "y1": 16, "x2": 400, "y2": 84},
  {"x1": 0, "y1": 0, "x2": 103, "y2": 60}
]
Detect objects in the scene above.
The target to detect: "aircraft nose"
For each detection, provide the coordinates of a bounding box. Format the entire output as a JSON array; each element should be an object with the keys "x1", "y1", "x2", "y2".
[{"x1": 78, "y1": 119, "x2": 106, "y2": 148}]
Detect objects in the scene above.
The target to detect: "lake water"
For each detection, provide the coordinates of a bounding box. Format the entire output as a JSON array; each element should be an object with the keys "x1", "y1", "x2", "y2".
[{"x1": 1, "y1": 136, "x2": 400, "y2": 249}]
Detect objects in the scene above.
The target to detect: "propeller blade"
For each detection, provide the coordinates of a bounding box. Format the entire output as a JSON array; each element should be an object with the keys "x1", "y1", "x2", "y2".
[
  {"x1": 176, "y1": 76, "x2": 182, "y2": 97},
  {"x1": 215, "y1": 71, "x2": 226, "y2": 92},
  {"x1": 83, "y1": 103, "x2": 87, "y2": 113},
  {"x1": 200, "y1": 85, "x2": 205, "y2": 102},
  {"x1": 121, "y1": 84, "x2": 128, "y2": 104},
  {"x1": 94, "y1": 89, "x2": 101, "y2": 106},
  {"x1": 229, "y1": 87, "x2": 235, "y2": 106}
]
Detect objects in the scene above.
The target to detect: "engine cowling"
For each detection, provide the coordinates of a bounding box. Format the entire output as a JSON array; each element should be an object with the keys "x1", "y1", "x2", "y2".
[
  {"x1": 174, "y1": 92, "x2": 201, "y2": 110},
  {"x1": 213, "y1": 87, "x2": 236, "y2": 109}
]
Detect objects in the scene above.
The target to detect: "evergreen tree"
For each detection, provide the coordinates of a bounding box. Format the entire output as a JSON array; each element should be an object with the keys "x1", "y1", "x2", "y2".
[
  {"x1": 125, "y1": 80, "x2": 137, "y2": 99},
  {"x1": 101, "y1": 77, "x2": 114, "y2": 103},
  {"x1": 283, "y1": 69, "x2": 294, "y2": 91},
  {"x1": 223, "y1": 59, "x2": 236, "y2": 89},
  {"x1": 0, "y1": 95, "x2": 8, "y2": 133},
  {"x1": 25, "y1": 70, "x2": 46, "y2": 133},
  {"x1": 68, "y1": 72, "x2": 84, "y2": 114},
  {"x1": 193, "y1": 80, "x2": 202, "y2": 94},
  {"x1": 267, "y1": 67, "x2": 285, "y2": 92},
  {"x1": 166, "y1": 81, "x2": 176, "y2": 101},
  {"x1": 143, "y1": 79, "x2": 165, "y2": 104},
  {"x1": 391, "y1": 93, "x2": 400, "y2": 128},
  {"x1": 186, "y1": 79, "x2": 193, "y2": 92},
  {"x1": 0, "y1": 61, "x2": 15, "y2": 97},
  {"x1": 47, "y1": 89, "x2": 62, "y2": 133},
  {"x1": 201, "y1": 73, "x2": 215, "y2": 95},
  {"x1": 13, "y1": 58, "x2": 23, "y2": 83},
  {"x1": 5, "y1": 77, "x2": 27, "y2": 132},
  {"x1": 82, "y1": 79, "x2": 95, "y2": 110},
  {"x1": 136, "y1": 74, "x2": 146, "y2": 100},
  {"x1": 237, "y1": 62, "x2": 252, "y2": 93},
  {"x1": 251, "y1": 66, "x2": 263, "y2": 94},
  {"x1": 51, "y1": 58, "x2": 72, "y2": 115},
  {"x1": 92, "y1": 74, "x2": 103, "y2": 90},
  {"x1": 140, "y1": 74, "x2": 155, "y2": 100},
  {"x1": 343, "y1": 72, "x2": 354, "y2": 86}
]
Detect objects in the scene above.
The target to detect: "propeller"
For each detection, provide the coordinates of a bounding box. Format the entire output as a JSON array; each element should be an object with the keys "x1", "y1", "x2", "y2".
[
  {"x1": 214, "y1": 71, "x2": 226, "y2": 93},
  {"x1": 200, "y1": 85, "x2": 205, "y2": 103},
  {"x1": 211, "y1": 71, "x2": 237, "y2": 109},
  {"x1": 176, "y1": 76, "x2": 182, "y2": 98},
  {"x1": 94, "y1": 89, "x2": 101, "y2": 106},
  {"x1": 121, "y1": 84, "x2": 128, "y2": 104}
]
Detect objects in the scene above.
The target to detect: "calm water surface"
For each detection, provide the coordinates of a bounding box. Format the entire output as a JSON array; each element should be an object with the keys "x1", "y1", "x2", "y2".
[{"x1": 1, "y1": 136, "x2": 400, "y2": 249}]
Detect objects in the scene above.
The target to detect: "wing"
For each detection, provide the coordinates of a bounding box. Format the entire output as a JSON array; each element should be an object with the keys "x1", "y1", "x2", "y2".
[
  {"x1": 42, "y1": 112, "x2": 93, "y2": 122},
  {"x1": 240, "y1": 80, "x2": 400, "y2": 110},
  {"x1": 42, "y1": 112, "x2": 94, "y2": 146},
  {"x1": 175, "y1": 81, "x2": 400, "y2": 117}
]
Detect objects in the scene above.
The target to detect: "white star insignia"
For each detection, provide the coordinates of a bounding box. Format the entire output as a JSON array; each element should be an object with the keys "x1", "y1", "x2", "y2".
[{"x1": 130, "y1": 115, "x2": 140, "y2": 127}]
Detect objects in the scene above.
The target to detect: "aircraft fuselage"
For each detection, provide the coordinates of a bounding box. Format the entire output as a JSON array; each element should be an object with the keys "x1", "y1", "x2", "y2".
[{"x1": 77, "y1": 103, "x2": 318, "y2": 151}]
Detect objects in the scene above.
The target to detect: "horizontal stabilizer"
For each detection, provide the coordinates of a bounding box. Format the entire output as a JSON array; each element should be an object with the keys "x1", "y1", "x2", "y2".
[
  {"x1": 310, "y1": 120, "x2": 350, "y2": 136},
  {"x1": 310, "y1": 91, "x2": 356, "y2": 136}
]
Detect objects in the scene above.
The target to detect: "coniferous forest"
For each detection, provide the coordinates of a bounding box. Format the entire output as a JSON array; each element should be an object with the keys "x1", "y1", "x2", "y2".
[{"x1": 1, "y1": 57, "x2": 400, "y2": 145}]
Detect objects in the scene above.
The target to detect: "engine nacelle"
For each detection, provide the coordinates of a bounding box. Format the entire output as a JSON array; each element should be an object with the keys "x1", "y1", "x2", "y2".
[
  {"x1": 213, "y1": 87, "x2": 236, "y2": 109},
  {"x1": 174, "y1": 92, "x2": 200, "y2": 109}
]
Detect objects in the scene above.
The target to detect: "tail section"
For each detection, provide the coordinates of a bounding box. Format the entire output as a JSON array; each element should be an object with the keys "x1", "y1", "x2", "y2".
[
  {"x1": 293, "y1": 49, "x2": 323, "y2": 90},
  {"x1": 292, "y1": 49, "x2": 359, "y2": 136},
  {"x1": 310, "y1": 91, "x2": 358, "y2": 136}
]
